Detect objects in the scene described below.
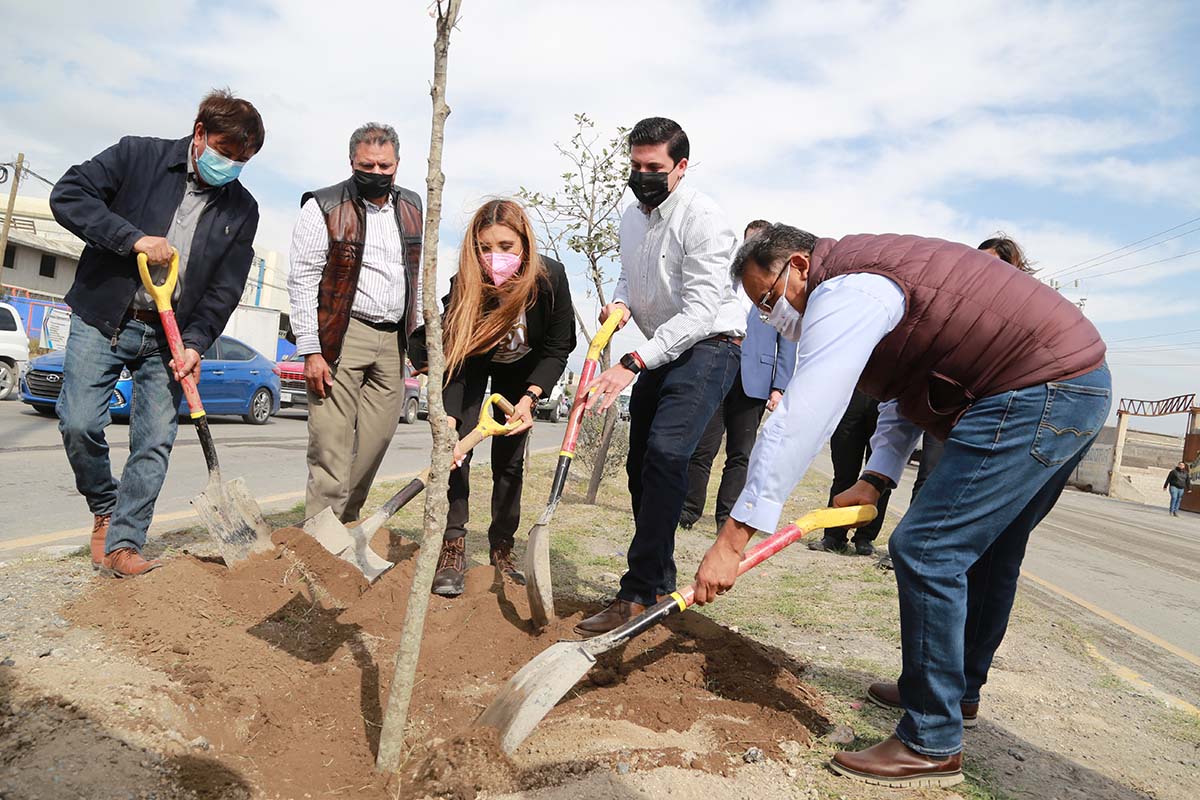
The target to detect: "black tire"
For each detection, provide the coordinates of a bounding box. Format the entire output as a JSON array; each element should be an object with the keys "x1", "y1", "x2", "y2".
[
  {"x1": 402, "y1": 397, "x2": 419, "y2": 425},
  {"x1": 548, "y1": 403, "x2": 561, "y2": 423},
  {"x1": 0, "y1": 362, "x2": 15, "y2": 401},
  {"x1": 243, "y1": 387, "x2": 272, "y2": 425},
  {"x1": 34, "y1": 405, "x2": 58, "y2": 418}
]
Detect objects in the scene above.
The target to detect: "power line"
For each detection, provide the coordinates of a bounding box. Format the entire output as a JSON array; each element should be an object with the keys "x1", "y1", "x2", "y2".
[
  {"x1": 1041, "y1": 214, "x2": 1200, "y2": 279},
  {"x1": 1107, "y1": 326, "x2": 1200, "y2": 344},
  {"x1": 1045, "y1": 224, "x2": 1200, "y2": 281},
  {"x1": 1073, "y1": 247, "x2": 1200, "y2": 282}
]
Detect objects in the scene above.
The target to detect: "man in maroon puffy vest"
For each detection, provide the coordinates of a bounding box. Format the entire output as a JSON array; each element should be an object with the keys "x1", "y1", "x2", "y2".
[{"x1": 693, "y1": 224, "x2": 1109, "y2": 788}]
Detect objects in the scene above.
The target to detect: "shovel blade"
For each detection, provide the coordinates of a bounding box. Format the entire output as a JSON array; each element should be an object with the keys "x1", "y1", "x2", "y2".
[
  {"x1": 303, "y1": 507, "x2": 395, "y2": 583},
  {"x1": 476, "y1": 640, "x2": 596, "y2": 753},
  {"x1": 193, "y1": 477, "x2": 273, "y2": 565},
  {"x1": 344, "y1": 522, "x2": 395, "y2": 583},
  {"x1": 524, "y1": 517, "x2": 556, "y2": 628}
]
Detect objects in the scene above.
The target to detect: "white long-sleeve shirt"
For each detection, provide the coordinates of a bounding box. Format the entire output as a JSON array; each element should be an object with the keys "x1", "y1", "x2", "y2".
[
  {"x1": 288, "y1": 196, "x2": 407, "y2": 357},
  {"x1": 613, "y1": 185, "x2": 745, "y2": 369},
  {"x1": 731, "y1": 272, "x2": 923, "y2": 534}
]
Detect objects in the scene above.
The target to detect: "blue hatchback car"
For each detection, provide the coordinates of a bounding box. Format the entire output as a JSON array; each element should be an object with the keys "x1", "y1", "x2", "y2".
[{"x1": 20, "y1": 334, "x2": 281, "y2": 425}]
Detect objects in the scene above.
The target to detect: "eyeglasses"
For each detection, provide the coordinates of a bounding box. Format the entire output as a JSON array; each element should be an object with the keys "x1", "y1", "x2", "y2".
[{"x1": 757, "y1": 265, "x2": 790, "y2": 321}]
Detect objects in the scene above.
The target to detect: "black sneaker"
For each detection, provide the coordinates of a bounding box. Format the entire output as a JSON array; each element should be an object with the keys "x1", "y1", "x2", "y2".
[
  {"x1": 854, "y1": 541, "x2": 876, "y2": 557},
  {"x1": 431, "y1": 537, "x2": 466, "y2": 596},
  {"x1": 877, "y1": 554, "x2": 894, "y2": 571},
  {"x1": 808, "y1": 537, "x2": 848, "y2": 553}
]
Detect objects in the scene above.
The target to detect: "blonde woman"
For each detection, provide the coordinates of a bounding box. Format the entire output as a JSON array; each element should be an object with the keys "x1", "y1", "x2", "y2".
[{"x1": 417, "y1": 199, "x2": 576, "y2": 596}]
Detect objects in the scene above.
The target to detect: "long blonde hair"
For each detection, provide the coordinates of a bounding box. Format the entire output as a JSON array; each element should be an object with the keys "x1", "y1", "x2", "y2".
[{"x1": 443, "y1": 199, "x2": 545, "y2": 377}]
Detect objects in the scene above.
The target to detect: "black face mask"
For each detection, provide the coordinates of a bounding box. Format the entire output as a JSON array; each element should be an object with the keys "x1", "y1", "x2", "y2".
[
  {"x1": 353, "y1": 170, "x2": 394, "y2": 200},
  {"x1": 628, "y1": 169, "x2": 671, "y2": 208}
]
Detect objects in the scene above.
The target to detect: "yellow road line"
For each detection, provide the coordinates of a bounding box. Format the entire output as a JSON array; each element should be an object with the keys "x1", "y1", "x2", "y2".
[
  {"x1": 1083, "y1": 642, "x2": 1200, "y2": 718},
  {"x1": 1021, "y1": 570, "x2": 1200, "y2": 669}
]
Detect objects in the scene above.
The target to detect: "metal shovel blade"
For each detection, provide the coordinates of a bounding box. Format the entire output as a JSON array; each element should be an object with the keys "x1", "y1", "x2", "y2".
[
  {"x1": 303, "y1": 506, "x2": 396, "y2": 583},
  {"x1": 476, "y1": 639, "x2": 596, "y2": 753},
  {"x1": 524, "y1": 501, "x2": 559, "y2": 627},
  {"x1": 193, "y1": 476, "x2": 273, "y2": 565}
]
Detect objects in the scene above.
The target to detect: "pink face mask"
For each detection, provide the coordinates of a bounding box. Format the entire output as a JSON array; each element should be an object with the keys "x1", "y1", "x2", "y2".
[{"x1": 483, "y1": 252, "x2": 522, "y2": 286}]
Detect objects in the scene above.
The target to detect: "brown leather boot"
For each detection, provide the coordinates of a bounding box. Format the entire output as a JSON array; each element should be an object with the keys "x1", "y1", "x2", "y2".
[
  {"x1": 574, "y1": 599, "x2": 647, "y2": 637},
  {"x1": 431, "y1": 537, "x2": 466, "y2": 596},
  {"x1": 489, "y1": 545, "x2": 525, "y2": 586},
  {"x1": 867, "y1": 682, "x2": 979, "y2": 727},
  {"x1": 830, "y1": 735, "x2": 963, "y2": 788},
  {"x1": 90, "y1": 514, "x2": 112, "y2": 570},
  {"x1": 101, "y1": 548, "x2": 163, "y2": 578}
]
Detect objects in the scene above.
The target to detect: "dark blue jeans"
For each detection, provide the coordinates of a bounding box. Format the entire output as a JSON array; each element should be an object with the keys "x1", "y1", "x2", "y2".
[
  {"x1": 57, "y1": 314, "x2": 182, "y2": 554},
  {"x1": 618, "y1": 339, "x2": 740, "y2": 606},
  {"x1": 889, "y1": 364, "x2": 1111, "y2": 756}
]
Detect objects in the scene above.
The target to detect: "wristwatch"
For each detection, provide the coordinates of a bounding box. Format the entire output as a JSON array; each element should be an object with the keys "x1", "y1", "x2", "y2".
[
  {"x1": 620, "y1": 352, "x2": 644, "y2": 374},
  {"x1": 859, "y1": 472, "x2": 894, "y2": 493}
]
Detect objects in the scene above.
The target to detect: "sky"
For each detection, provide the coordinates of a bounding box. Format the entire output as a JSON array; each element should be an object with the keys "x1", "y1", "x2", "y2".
[{"x1": 3, "y1": 0, "x2": 1199, "y2": 434}]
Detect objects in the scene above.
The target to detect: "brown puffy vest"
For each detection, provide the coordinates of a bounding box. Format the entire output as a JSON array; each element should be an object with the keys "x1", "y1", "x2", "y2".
[
  {"x1": 807, "y1": 234, "x2": 1106, "y2": 440},
  {"x1": 300, "y1": 179, "x2": 423, "y2": 362}
]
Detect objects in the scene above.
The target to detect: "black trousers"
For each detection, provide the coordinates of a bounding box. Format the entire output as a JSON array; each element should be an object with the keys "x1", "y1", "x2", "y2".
[
  {"x1": 825, "y1": 389, "x2": 892, "y2": 544},
  {"x1": 680, "y1": 372, "x2": 767, "y2": 529},
  {"x1": 444, "y1": 365, "x2": 530, "y2": 549},
  {"x1": 912, "y1": 432, "x2": 945, "y2": 500}
]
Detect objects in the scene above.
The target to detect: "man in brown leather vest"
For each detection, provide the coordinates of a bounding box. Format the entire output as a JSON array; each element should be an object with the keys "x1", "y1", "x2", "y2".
[
  {"x1": 692, "y1": 224, "x2": 1110, "y2": 788},
  {"x1": 287, "y1": 123, "x2": 423, "y2": 522}
]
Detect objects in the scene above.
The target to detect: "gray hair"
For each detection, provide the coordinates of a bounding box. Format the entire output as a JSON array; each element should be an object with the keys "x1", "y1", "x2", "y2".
[
  {"x1": 348, "y1": 122, "x2": 400, "y2": 160},
  {"x1": 731, "y1": 223, "x2": 818, "y2": 280}
]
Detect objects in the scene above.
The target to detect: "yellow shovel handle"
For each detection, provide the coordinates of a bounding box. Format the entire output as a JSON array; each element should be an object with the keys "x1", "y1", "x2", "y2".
[
  {"x1": 793, "y1": 504, "x2": 878, "y2": 531},
  {"x1": 136, "y1": 250, "x2": 180, "y2": 312},
  {"x1": 454, "y1": 394, "x2": 523, "y2": 455},
  {"x1": 587, "y1": 308, "x2": 624, "y2": 362}
]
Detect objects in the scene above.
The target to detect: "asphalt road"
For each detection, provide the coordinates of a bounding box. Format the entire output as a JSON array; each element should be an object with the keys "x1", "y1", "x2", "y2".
[
  {"x1": 0, "y1": 398, "x2": 563, "y2": 551},
  {"x1": 810, "y1": 451, "x2": 1200, "y2": 706}
]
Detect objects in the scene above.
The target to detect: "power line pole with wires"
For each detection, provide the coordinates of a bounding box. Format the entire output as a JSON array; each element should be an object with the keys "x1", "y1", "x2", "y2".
[{"x1": 0, "y1": 153, "x2": 25, "y2": 268}]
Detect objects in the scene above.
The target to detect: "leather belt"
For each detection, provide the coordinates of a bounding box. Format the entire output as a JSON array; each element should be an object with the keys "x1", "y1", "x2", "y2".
[
  {"x1": 706, "y1": 333, "x2": 743, "y2": 346},
  {"x1": 352, "y1": 315, "x2": 401, "y2": 333},
  {"x1": 126, "y1": 309, "x2": 161, "y2": 325}
]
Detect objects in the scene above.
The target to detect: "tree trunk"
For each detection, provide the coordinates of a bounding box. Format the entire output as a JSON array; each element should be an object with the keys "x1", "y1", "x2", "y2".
[
  {"x1": 375, "y1": 0, "x2": 462, "y2": 775},
  {"x1": 585, "y1": 402, "x2": 619, "y2": 503}
]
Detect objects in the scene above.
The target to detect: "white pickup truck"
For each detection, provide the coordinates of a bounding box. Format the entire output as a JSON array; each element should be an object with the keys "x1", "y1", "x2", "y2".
[{"x1": 0, "y1": 302, "x2": 30, "y2": 401}]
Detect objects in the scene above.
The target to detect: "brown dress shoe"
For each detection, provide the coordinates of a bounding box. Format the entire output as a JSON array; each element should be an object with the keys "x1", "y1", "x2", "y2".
[
  {"x1": 102, "y1": 548, "x2": 163, "y2": 578},
  {"x1": 90, "y1": 514, "x2": 112, "y2": 570},
  {"x1": 574, "y1": 599, "x2": 646, "y2": 637},
  {"x1": 830, "y1": 735, "x2": 963, "y2": 788},
  {"x1": 867, "y1": 682, "x2": 979, "y2": 727},
  {"x1": 431, "y1": 537, "x2": 467, "y2": 596},
  {"x1": 489, "y1": 545, "x2": 525, "y2": 585}
]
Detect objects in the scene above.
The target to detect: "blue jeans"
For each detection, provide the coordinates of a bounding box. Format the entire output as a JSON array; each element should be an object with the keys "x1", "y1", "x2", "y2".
[
  {"x1": 1168, "y1": 485, "x2": 1185, "y2": 514},
  {"x1": 618, "y1": 339, "x2": 740, "y2": 606},
  {"x1": 57, "y1": 314, "x2": 182, "y2": 554},
  {"x1": 889, "y1": 364, "x2": 1111, "y2": 756}
]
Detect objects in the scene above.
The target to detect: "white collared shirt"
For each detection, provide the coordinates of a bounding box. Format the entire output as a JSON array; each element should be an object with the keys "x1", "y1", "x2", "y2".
[
  {"x1": 612, "y1": 185, "x2": 745, "y2": 369},
  {"x1": 731, "y1": 272, "x2": 922, "y2": 535},
  {"x1": 288, "y1": 194, "x2": 407, "y2": 356}
]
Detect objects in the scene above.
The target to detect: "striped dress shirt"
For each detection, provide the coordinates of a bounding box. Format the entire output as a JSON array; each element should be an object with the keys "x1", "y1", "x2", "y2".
[
  {"x1": 288, "y1": 194, "x2": 407, "y2": 357},
  {"x1": 613, "y1": 184, "x2": 744, "y2": 369}
]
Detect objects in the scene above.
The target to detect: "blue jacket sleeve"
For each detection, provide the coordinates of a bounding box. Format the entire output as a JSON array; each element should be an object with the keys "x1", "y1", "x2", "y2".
[
  {"x1": 180, "y1": 208, "x2": 259, "y2": 355},
  {"x1": 772, "y1": 330, "x2": 798, "y2": 393},
  {"x1": 49, "y1": 137, "x2": 146, "y2": 257}
]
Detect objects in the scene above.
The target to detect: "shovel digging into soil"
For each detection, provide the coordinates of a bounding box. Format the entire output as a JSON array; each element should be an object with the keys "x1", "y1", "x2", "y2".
[
  {"x1": 478, "y1": 504, "x2": 877, "y2": 753},
  {"x1": 303, "y1": 393, "x2": 521, "y2": 582},
  {"x1": 138, "y1": 253, "x2": 273, "y2": 566},
  {"x1": 525, "y1": 311, "x2": 624, "y2": 628}
]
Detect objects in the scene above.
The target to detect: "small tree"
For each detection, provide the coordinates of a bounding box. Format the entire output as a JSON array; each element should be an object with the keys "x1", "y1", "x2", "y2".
[{"x1": 518, "y1": 114, "x2": 629, "y2": 502}]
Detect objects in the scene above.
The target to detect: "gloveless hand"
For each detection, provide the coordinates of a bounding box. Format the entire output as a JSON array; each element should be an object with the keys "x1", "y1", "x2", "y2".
[
  {"x1": 584, "y1": 365, "x2": 635, "y2": 414},
  {"x1": 169, "y1": 348, "x2": 202, "y2": 384},
  {"x1": 599, "y1": 302, "x2": 630, "y2": 329},
  {"x1": 692, "y1": 519, "x2": 755, "y2": 605},
  {"x1": 304, "y1": 353, "x2": 334, "y2": 398},
  {"x1": 505, "y1": 396, "x2": 535, "y2": 436},
  {"x1": 766, "y1": 389, "x2": 783, "y2": 412},
  {"x1": 832, "y1": 478, "x2": 882, "y2": 510}
]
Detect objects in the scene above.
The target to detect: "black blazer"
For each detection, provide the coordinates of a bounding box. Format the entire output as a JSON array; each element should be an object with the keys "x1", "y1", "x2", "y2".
[{"x1": 410, "y1": 256, "x2": 576, "y2": 420}]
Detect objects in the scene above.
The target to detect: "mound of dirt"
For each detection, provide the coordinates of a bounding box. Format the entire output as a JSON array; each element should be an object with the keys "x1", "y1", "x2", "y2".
[{"x1": 65, "y1": 529, "x2": 831, "y2": 798}]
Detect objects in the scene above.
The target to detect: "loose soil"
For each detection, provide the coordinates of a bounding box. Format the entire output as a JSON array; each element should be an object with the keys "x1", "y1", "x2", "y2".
[{"x1": 61, "y1": 525, "x2": 830, "y2": 799}]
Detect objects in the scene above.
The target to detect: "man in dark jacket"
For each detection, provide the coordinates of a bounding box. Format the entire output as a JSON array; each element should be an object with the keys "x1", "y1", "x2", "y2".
[
  {"x1": 1165, "y1": 461, "x2": 1192, "y2": 516},
  {"x1": 693, "y1": 225, "x2": 1109, "y2": 788},
  {"x1": 50, "y1": 89, "x2": 264, "y2": 578}
]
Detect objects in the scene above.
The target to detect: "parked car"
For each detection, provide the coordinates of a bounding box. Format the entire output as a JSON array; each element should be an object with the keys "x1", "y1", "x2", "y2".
[
  {"x1": 20, "y1": 334, "x2": 280, "y2": 424},
  {"x1": 535, "y1": 377, "x2": 571, "y2": 423},
  {"x1": 0, "y1": 301, "x2": 30, "y2": 401},
  {"x1": 275, "y1": 353, "x2": 422, "y2": 424}
]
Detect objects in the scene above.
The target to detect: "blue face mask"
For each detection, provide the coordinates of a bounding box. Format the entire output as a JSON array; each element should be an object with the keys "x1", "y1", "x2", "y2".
[{"x1": 194, "y1": 135, "x2": 245, "y2": 187}]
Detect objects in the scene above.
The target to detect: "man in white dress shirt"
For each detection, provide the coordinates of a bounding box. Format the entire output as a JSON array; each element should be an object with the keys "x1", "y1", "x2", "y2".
[
  {"x1": 577, "y1": 117, "x2": 745, "y2": 635},
  {"x1": 287, "y1": 123, "x2": 423, "y2": 522}
]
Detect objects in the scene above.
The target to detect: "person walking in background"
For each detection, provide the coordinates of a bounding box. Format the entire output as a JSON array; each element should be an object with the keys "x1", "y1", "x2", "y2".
[
  {"x1": 288, "y1": 123, "x2": 423, "y2": 524},
  {"x1": 50, "y1": 89, "x2": 264, "y2": 578},
  {"x1": 1165, "y1": 461, "x2": 1191, "y2": 516},
  {"x1": 681, "y1": 219, "x2": 797, "y2": 531},
  {"x1": 410, "y1": 199, "x2": 575, "y2": 596},
  {"x1": 575, "y1": 117, "x2": 744, "y2": 636}
]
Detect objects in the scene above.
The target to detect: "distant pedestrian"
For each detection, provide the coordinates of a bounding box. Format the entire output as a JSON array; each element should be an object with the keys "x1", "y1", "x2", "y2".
[
  {"x1": 1165, "y1": 461, "x2": 1191, "y2": 516},
  {"x1": 50, "y1": 89, "x2": 265, "y2": 578},
  {"x1": 288, "y1": 123, "x2": 423, "y2": 525},
  {"x1": 680, "y1": 219, "x2": 798, "y2": 531}
]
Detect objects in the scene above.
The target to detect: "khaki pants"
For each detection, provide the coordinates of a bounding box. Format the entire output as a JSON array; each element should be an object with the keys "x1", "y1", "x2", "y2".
[{"x1": 305, "y1": 318, "x2": 403, "y2": 522}]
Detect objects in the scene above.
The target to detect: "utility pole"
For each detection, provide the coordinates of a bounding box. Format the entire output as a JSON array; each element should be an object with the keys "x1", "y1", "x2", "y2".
[{"x1": 0, "y1": 153, "x2": 24, "y2": 267}]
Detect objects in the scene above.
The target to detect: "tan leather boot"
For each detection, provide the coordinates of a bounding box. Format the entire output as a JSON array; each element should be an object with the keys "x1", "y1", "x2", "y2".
[
  {"x1": 90, "y1": 514, "x2": 112, "y2": 570},
  {"x1": 102, "y1": 548, "x2": 163, "y2": 578}
]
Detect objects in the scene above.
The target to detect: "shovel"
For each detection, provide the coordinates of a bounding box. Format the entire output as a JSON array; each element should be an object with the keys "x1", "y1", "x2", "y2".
[
  {"x1": 478, "y1": 504, "x2": 877, "y2": 753},
  {"x1": 525, "y1": 311, "x2": 624, "y2": 628},
  {"x1": 137, "y1": 252, "x2": 273, "y2": 565},
  {"x1": 303, "y1": 393, "x2": 521, "y2": 582}
]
